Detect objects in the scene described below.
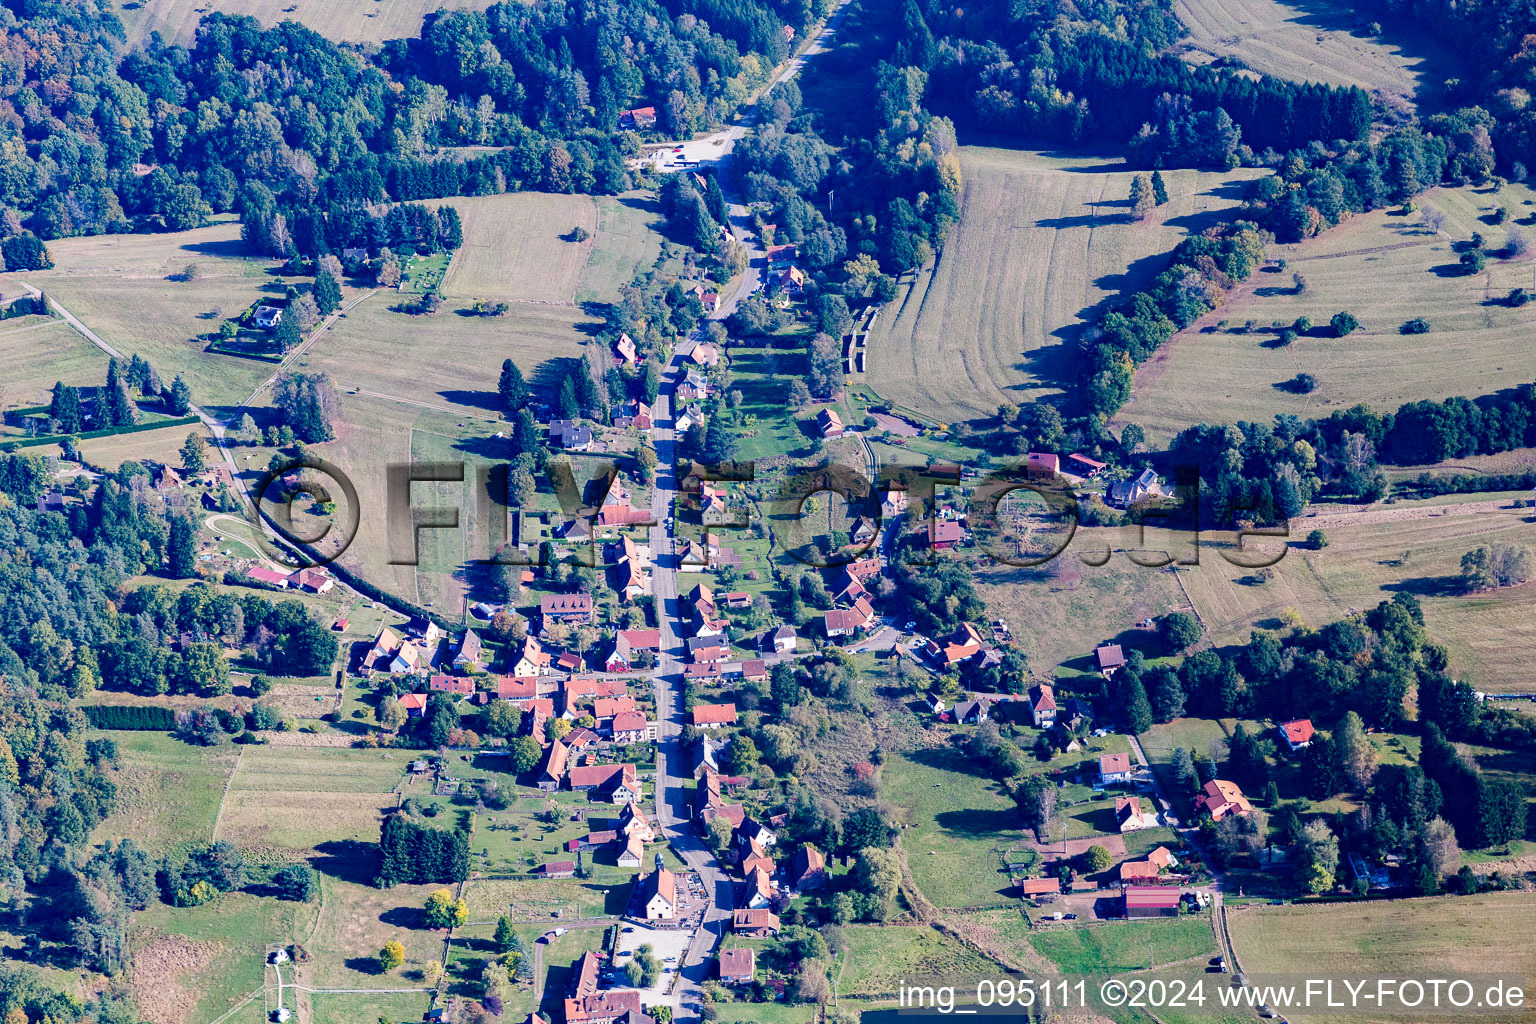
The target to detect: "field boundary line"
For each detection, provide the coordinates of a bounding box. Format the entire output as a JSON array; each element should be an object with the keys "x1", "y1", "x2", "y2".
[{"x1": 209, "y1": 745, "x2": 244, "y2": 843}]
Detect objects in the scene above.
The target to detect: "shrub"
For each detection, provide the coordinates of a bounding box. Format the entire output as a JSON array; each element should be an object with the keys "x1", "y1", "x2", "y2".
[
  {"x1": 1330, "y1": 311, "x2": 1359, "y2": 337},
  {"x1": 1277, "y1": 328, "x2": 1297, "y2": 346},
  {"x1": 1307, "y1": 529, "x2": 1328, "y2": 550},
  {"x1": 1400, "y1": 317, "x2": 1430, "y2": 334},
  {"x1": 1290, "y1": 373, "x2": 1318, "y2": 394}
]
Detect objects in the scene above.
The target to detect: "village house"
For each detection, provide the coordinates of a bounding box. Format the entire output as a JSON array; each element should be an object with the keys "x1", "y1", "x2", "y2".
[
  {"x1": 1196, "y1": 779, "x2": 1252, "y2": 821},
  {"x1": 494, "y1": 675, "x2": 538, "y2": 703},
  {"x1": 732, "y1": 908, "x2": 780, "y2": 937},
  {"x1": 452, "y1": 630, "x2": 483, "y2": 671},
  {"x1": 1108, "y1": 467, "x2": 1166, "y2": 507},
  {"x1": 740, "y1": 659, "x2": 767, "y2": 683},
  {"x1": 690, "y1": 343, "x2": 720, "y2": 367},
  {"x1": 564, "y1": 951, "x2": 644, "y2": 1024},
  {"x1": 606, "y1": 629, "x2": 661, "y2": 672},
  {"x1": 613, "y1": 333, "x2": 637, "y2": 367},
  {"x1": 287, "y1": 568, "x2": 334, "y2": 593},
  {"x1": 513, "y1": 636, "x2": 554, "y2": 676},
  {"x1": 428, "y1": 675, "x2": 474, "y2": 697},
  {"x1": 569, "y1": 762, "x2": 640, "y2": 804},
  {"x1": 718, "y1": 948, "x2": 755, "y2": 985},
  {"x1": 640, "y1": 864, "x2": 676, "y2": 920},
  {"x1": 772, "y1": 265, "x2": 805, "y2": 297},
  {"x1": 1116, "y1": 795, "x2": 1153, "y2": 832},
  {"x1": 1098, "y1": 753, "x2": 1134, "y2": 785},
  {"x1": 610, "y1": 711, "x2": 650, "y2": 744},
  {"x1": 1095, "y1": 643, "x2": 1126, "y2": 677},
  {"x1": 1277, "y1": 718, "x2": 1315, "y2": 751},
  {"x1": 619, "y1": 106, "x2": 657, "y2": 130},
  {"x1": 792, "y1": 843, "x2": 826, "y2": 891},
  {"x1": 549, "y1": 419, "x2": 594, "y2": 452},
  {"x1": 690, "y1": 703, "x2": 738, "y2": 729},
  {"x1": 362, "y1": 625, "x2": 403, "y2": 674},
  {"x1": 766, "y1": 624, "x2": 797, "y2": 653},
  {"x1": 922, "y1": 622, "x2": 987, "y2": 669},
  {"x1": 540, "y1": 860, "x2": 576, "y2": 879},
  {"x1": 612, "y1": 399, "x2": 653, "y2": 431},
  {"x1": 927, "y1": 520, "x2": 964, "y2": 550},
  {"x1": 253, "y1": 305, "x2": 284, "y2": 328},
  {"x1": 541, "y1": 592, "x2": 594, "y2": 628},
  {"x1": 1027, "y1": 452, "x2": 1060, "y2": 478},
  {"x1": 765, "y1": 243, "x2": 798, "y2": 269},
  {"x1": 1029, "y1": 683, "x2": 1057, "y2": 728},
  {"x1": 953, "y1": 697, "x2": 992, "y2": 725},
  {"x1": 816, "y1": 408, "x2": 844, "y2": 438},
  {"x1": 396, "y1": 693, "x2": 428, "y2": 718},
  {"x1": 823, "y1": 596, "x2": 875, "y2": 638},
  {"x1": 735, "y1": 815, "x2": 776, "y2": 849}
]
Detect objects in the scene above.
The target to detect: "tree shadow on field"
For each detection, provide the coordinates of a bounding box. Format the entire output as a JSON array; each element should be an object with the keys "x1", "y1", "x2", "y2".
[
  {"x1": 934, "y1": 807, "x2": 1020, "y2": 837},
  {"x1": 438, "y1": 388, "x2": 501, "y2": 413},
  {"x1": 1381, "y1": 574, "x2": 1465, "y2": 597},
  {"x1": 380, "y1": 905, "x2": 428, "y2": 929},
  {"x1": 1035, "y1": 212, "x2": 1128, "y2": 231},
  {"x1": 179, "y1": 237, "x2": 249, "y2": 260},
  {"x1": 311, "y1": 839, "x2": 380, "y2": 884},
  {"x1": 345, "y1": 956, "x2": 386, "y2": 975}
]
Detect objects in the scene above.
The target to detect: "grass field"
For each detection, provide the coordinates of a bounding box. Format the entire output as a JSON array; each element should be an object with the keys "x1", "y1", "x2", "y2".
[
  {"x1": 1030, "y1": 915, "x2": 1217, "y2": 973},
  {"x1": 833, "y1": 924, "x2": 1003, "y2": 997},
  {"x1": 575, "y1": 194, "x2": 667, "y2": 305},
  {"x1": 90, "y1": 731, "x2": 237, "y2": 854},
  {"x1": 117, "y1": 0, "x2": 497, "y2": 47},
  {"x1": 22, "y1": 418, "x2": 216, "y2": 471},
  {"x1": 213, "y1": 746, "x2": 405, "y2": 860},
  {"x1": 1227, "y1": 893, "x2": 1536, "y2": 1024},
  {"x1": 1181, "y1": 498, "x2": 1536, "y2": 691},
  {"x1": 1125, "y1": 185, "x2": 1536, "y2": 444},
  {"x1": 427, "y1": 193, "x2": 598, "y2": 305},
  {"x1": 1172, "y1": 0, "x2": 1454, "y2": 101},
  {"x1": 0, "y1": 316, "x2": 108, "y2": 408},
  {"x1": 863, "y1": 147, "x2": 1260, "y2": 422}
]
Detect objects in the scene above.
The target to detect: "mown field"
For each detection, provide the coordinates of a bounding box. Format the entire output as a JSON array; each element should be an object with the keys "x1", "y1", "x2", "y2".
[
  {"x1": 1125, "y1": 185, "x2": 1536, "y2": 444},
  {"x1": 0, "y1": 219, "x2": 314, "y2": 414},
  {"x1": 214, "y1": 746, "x2": 406, "y2": 860},
  {"x1": 426, "y1": 192, "x2": 599, "y2": 305},
  {"x1": 863, "y1": 146, "x2": 1261, "y2": 422},
  {"x1": 1180, "y1": 497, "x2": 1536, "y2": 692},
  {"x1": 1030, "y1": 915, "x2": 1217, "y2": 973},
  {"x1": 0, "y1": 315, "x2": 107, "y2": 408},
  {"x1": 1227, "y1": 893, "x2": 1536, "y2": 1024},
  {"x1": 1172, "y1": 0, "x2": 1450, "y2": 102},
  {"x1": 117, "y1": 0, "x2": 496, "y2": 46},
  {"x1": 833, "y1": 924, "x2": 1004, "y2": 998}
]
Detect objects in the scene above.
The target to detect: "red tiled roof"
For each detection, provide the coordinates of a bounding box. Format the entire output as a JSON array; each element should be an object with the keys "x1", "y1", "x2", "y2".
[
  {"x1": 1280, "y1": 719, "x2": 1315, "y2": 745},
  {"x1": 691, "y1": 703, "x2": 737, "y2": 725}
]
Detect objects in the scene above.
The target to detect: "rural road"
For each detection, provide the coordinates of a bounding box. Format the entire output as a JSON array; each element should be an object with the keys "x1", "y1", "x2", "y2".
[{"x1": 639, "y1": 6, "x2": 854, "y2": 1018}]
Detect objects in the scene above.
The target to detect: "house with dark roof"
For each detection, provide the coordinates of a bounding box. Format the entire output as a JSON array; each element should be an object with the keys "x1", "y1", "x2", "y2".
[
  {"x1": 452, "y1": 630, "x2": 483, "y2": 671},
  {"x1": 549, "y1": 419, "x2": 594, "y2": 451},
  {"x1": 541, "y1": 592, "x2": 594, "y2": 627},
  {"x1": 791, "y1": 843, "x2": 826, "y2": 891},
  {"x1": 1095, "y1": 644, "x2": 1126, "y2": 677}
]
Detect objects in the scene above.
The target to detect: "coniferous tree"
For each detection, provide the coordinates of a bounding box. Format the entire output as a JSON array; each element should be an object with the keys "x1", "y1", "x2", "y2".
[
  {"x1": 166, "y1": 517, "x2": 197, "y2": 578},
  {"x1": 313, "y1": 266, "x2": 342, "y2": 316},
  {"x1": 1151, "y1": 170, "x2": 1169, "y2": 205},
  {"x1": 104, "y1": 358, "x2": 136, "y2": 427},
  {"x1": 167, "y1": 375, "x2": 193, "y2": 415},
  {"x1": 498, "y1": 359, "x2": 529, "y2": 418},
  {"x1": 49, "y1": 381, "x2": 82, "y2": 433}
]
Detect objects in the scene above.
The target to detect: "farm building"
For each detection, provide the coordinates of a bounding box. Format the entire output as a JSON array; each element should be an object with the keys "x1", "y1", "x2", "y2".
[
  {"x1": 1124, "y1": 886, "x2": 1181, "y2": 918},
  {"x1": 1017, "y1": 877, "x2": 1062, "y2": 897}
]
